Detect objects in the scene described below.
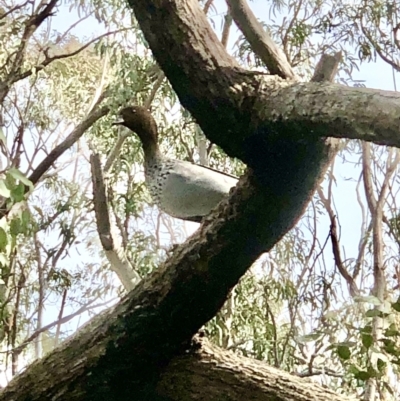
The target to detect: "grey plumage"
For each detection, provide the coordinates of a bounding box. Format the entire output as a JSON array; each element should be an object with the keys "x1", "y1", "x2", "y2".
[{"x1": 114, "y1": 106, "x2": 237, "y2": 222}]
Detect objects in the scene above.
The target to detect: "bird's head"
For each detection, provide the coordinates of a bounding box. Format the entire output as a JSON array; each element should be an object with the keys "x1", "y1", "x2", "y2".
[{"x1": 113, "y1": 106, "x2": 158, "y2": 148}]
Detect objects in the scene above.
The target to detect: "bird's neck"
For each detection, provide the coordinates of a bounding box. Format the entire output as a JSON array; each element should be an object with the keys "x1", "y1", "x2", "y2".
[
  {"x1": 143, "y1": 145, "x2": 163, "y2": 170},
  {"x1": 142, "y1": 141, "x2": 160, "y2": 158}
]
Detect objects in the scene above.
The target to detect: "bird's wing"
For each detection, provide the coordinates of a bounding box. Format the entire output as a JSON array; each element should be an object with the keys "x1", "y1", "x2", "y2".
[
  {"x1": 160, "y1": 160, "x2": 238, "y2": 220},
  {"x1": 190, "y1": 162, "x2": 239, "y2": 181}
]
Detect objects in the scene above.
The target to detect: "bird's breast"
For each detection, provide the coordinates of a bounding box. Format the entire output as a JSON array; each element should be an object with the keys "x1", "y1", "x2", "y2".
[{"x1": 144, "y1": 160, "x2": 173, "y2": 206}]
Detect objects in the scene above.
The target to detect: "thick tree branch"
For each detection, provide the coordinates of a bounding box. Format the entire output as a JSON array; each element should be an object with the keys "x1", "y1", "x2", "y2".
[
  {"x1": 157, "y1": 337, "x2": 353, "y2": 401},
  {"x1": 226, "y1": 0, "x2": 296, "y2": 79}
]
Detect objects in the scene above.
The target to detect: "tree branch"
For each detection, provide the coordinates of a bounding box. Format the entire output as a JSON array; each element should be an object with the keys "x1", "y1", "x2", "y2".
[
  {"x1": 90, "y1": 153, "x2": 140, "y2": 291},
  {"x1": 28, "y1": 104, "x2": 109, "y2": 186},
  {"x1": 226, "y1": 0, "x2": 296, "y2": 79},
  {"x1": 311, "y1": 52, "x2": 342, "y2": 82},
  {"x1": 157, "y1": 336, "x2": 353, "y2": 401}
]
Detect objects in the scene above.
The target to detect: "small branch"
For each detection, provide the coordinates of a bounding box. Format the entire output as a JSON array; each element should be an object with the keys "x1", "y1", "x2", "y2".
[
  {"x1": 221, "y1": 12, "x2": 233, "y2": 49},
  {"x1": 226, "y1": 0, "x2": 296, "y2": 79},
  {"x1": 90, "y1": 154, "x2": 141, "y2": 291},
  {"x1": 103, "y1": 131, "x2": 130, "y2": 173},
  {"x1": 295, "y1": 369, "x2": 343, "y2": 378},
  {"x1": 318, "y1": 187, "x2": 358, "y2": 297},
  {"x1": 361, "y1": 143, "x2": 377, "y2": 213},
  {"x1": 28, "y1": 103, "x2": 109, "y2": 186},
  {"x1": 90, "y1": 154, "x2": 113, "y2": 250},
  {"x1": 144, "y1": 70, "x2": 165, "y2": 109},
  {"x1": 311, "y1": 52, "x2": 342, "y2": 83},
  {"x1": 203, "y1": 0, "x2": 214, "y2": 14},
  {"x1": 55, "y1": 289, "x2": 68, "y2": 346},
  {"x1": 14, "y1": 28, "x2": 131, "y2": 85}
]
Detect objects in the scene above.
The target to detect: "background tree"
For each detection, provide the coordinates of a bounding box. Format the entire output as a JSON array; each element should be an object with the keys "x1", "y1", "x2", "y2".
[{"x1": 0, "y1": 0, "x2": 400, "y2": 400}]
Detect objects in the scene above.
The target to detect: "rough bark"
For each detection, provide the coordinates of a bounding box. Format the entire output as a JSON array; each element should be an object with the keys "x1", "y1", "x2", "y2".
[{"x1": 158, "y1": 337, "x2": 353, "y2": 401}]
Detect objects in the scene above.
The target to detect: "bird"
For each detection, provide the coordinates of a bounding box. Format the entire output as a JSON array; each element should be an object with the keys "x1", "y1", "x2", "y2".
[{"x1": 113, "y1": 106, "x2": 238, "y2": 222}]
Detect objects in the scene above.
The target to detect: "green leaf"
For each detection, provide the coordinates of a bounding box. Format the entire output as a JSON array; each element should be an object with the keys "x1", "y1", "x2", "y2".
[
  {"x1": 0, "y1": 127, "x2": 6, "y2": 145},
  {"x1": 354, "y1": 295, "x2": 381, "y2": 305},
  {"x1": 365, "y1": 308, "x2": 383, "y2": 317},
  {"x1": 391, "y1": 301, "x2": 400, "y2": 312},
  {"x1": 354, "y1": 371, "x2": 371, "y2": 381},
  {"x1": 11, "y1": 183, "x2": 25, "y2": 202},
  {"x1": 367, "y1": 366, "x2": 378, "y2": 378},
  {"x1": 8, "y1": 168, "x2": 33, "y2": 190},
  {"x1": 362, "y1": 333, "x2": 373, "y2": 348},
  {"x1": 324, "y1": 311, "x2": 338, "y2": 319},
  {"x1": 360, "y1": 325, "x2": 373, "y2": 334},
  {"x1": 0, "y1": 180, "x2": 10, "y2": 197},
  {"x1": 297, "y1": 332, "x2": 321, "y2": 343},
  {"x1": 377, "y1": 358, "x2": 386, "y2": 372},
  {"x1": 5, "y1": 173, "x2": 15, "y2": 189},
  {"x1": 384, "y1": 324, "x2": 399, "y2": 337},
  {"x1": 337, "y1": 345, "x2": 351, "y2": 360},
  {"x1": 21, "y1": 209, "x2": 31, "y2": 232},
  {"x1": 0, "y1": 227, "x2": 7, "y2": 251},
  {"x1": 348, "y1": 364, "x2": 361, "y2": 375},
  {"x1": 10, "y1": 219, "x2": 21, "y2": 237},
  {"x1": 381, "y1": 339, "x2": 399, "y2": 356},
  {"x1": 0, "y1": 253, "x2": 8, "y2": 266}
]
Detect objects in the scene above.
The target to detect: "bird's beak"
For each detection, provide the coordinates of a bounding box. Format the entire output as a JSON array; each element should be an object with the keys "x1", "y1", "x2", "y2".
[{"x1": 112, "y1": 118, "x2": 124, "y2": 126}]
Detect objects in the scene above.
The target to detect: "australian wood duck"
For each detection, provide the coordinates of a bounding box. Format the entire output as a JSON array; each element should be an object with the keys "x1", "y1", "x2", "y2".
[{"x1": 113, "y1": 106, "x2": 238, "y2": 222}]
